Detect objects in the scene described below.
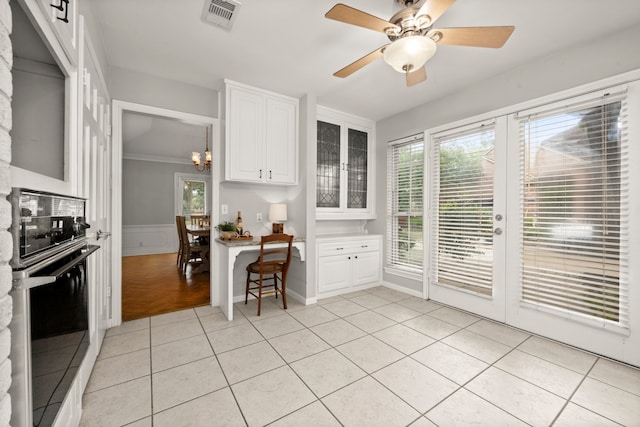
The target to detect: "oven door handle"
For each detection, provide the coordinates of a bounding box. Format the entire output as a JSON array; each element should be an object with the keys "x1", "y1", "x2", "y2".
[
  {"x1": 50, "y1": 245, "x2": 100, "y2": 278},
  {"x1": 13, "y1": 276, "x2": 57, "y2": 290}
]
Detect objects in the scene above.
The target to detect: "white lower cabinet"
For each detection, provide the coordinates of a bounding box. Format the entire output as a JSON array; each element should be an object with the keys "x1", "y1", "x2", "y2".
[{"x1": 317, "y1": 235, "x2": 382, "y2": 295}]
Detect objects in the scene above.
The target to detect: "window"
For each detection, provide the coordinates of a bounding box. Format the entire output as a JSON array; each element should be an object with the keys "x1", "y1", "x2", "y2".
[
  {"x1": 517, "y1": 90, "x2": 628, "y2": 325},
  {"x1": 387, "y1": 135, "x2": 424, "y2": 274},
  {"x1": 181, "y1": 180, "x2": 206, "y2": 215},
  {"x1": 175, "y1": 173, "x2": 209, "y2": 217}
]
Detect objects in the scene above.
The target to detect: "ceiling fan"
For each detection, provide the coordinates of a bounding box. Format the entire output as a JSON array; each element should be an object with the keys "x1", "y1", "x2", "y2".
[{"x1": 325, "y1": 0, "x2": 515, "y2": 87}]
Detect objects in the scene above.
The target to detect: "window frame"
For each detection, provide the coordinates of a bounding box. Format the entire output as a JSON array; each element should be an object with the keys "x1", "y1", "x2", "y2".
[
  {"x1": 386, "y1": 134, "x2": 425, "y2": 280},
  {"x1": 174, "y1": 172, "x2": 210, "y2": 218}
]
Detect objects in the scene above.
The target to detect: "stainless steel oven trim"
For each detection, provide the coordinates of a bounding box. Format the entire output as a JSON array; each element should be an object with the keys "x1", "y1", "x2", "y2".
[{"x1": 12, "y1": 240, "x2": 91, "y2": 282}]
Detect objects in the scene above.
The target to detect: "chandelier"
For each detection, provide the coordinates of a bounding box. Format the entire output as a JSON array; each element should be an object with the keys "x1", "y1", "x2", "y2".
[{"x1": 192, "y1": 127, "x2": 212, "y2": 172}]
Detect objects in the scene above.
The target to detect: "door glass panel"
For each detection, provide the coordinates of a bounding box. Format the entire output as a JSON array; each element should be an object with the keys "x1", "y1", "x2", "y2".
[
  {"x1": 434, "y1": 128, "x2": 495, "y2": 295},
  {"x1": 347, "y1": 128, "x2": 368, "y2": 209},
  {"x1": 317, "y1": 121, "x2": 341, "y2": 208},
  {"x1": 521, "y1": 101, "x2": 625, "y2": 324}
]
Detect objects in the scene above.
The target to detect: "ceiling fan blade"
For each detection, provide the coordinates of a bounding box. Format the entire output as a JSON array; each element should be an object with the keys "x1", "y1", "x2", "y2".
[
  {"x1": 325, "y1": 3, "x2": 399, "y2": 34},
  {"x1": 415, "y1": 0, "x2": 456, "y2": 27},
  {"x1": 406, "y1": 66, "x2": 427, "y2": 87},
  {"x1": 432, "y1": 26, "x2": 515, "y2": 48},
  {"x1": 334, "y1": 45, "x2": 388, "y2": 78}
]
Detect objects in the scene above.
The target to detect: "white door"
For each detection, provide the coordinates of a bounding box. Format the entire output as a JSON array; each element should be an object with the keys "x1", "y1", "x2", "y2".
[
  {"x1": 425, "y1": 84, "x2": 638, "y2": 366},
  {"x1": 81, "y1": 25, "x2": 112, "y2": 346},
  {"x1": 427, "y1": 118, "x2": 507, "y2": 322}
]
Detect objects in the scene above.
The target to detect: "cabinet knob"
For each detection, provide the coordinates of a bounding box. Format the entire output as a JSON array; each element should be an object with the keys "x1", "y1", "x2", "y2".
[
  {"x1": 354, "y1": 256, "x2": 358, "y2": 259},
  {"x1": 348, "y1": 256, "x2": 351, "y2": 260}
]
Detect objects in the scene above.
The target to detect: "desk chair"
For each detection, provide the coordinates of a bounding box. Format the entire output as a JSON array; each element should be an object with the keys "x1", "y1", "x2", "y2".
[{"x1": 245, "y1": 234, "x2": 293, "y2": 316}]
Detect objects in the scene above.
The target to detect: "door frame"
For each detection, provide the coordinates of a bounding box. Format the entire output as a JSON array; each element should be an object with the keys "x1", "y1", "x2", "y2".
[{"x1": 110, "y1": 100, "x2": 220, "y2": 327}]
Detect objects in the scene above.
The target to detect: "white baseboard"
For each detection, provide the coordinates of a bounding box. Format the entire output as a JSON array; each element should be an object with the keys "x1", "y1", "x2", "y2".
[
  {"x1": 382, "y1": 281, "x2": 423, "y2": 298},
  {"x1": 231, "y1": 288, "x2": 311, "y2": 305},
  {"x1": 122, "y1": 224, "x2": 178, "y2": 256}
]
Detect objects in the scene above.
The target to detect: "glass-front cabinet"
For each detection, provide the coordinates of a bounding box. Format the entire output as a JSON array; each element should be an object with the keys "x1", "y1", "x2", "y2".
[{"x1": 317, "y1": 106, "x2": 375, "y2": 219}]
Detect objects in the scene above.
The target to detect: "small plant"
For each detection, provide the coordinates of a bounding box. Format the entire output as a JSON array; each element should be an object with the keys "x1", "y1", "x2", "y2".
[{"x1": 216, "y1": 221, "x2": 237, "y2": 232}]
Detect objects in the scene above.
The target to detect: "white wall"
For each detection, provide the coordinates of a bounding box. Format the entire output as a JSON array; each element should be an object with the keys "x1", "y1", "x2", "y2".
[{"x1": 371, "y1": 23, "x2": 640, "y2": 293}]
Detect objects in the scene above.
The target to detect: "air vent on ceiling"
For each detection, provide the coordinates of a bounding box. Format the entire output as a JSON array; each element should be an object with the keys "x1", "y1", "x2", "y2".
[{"x1": 202, "y1": 0, "x2": 241, "y2": 30}]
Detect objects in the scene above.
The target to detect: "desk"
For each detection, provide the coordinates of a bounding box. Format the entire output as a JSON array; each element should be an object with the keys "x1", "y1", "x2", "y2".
[
  {"x1": 215, "y1": 237, "x2": 306, "y2": 320},
  {"x1": 186, "y1": 225, "x2": 210, "y2": 273}
]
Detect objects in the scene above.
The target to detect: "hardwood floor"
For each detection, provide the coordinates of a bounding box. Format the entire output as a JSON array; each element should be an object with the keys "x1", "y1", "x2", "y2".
[{"x1": 122, "y1": 252, "x2": 210, "y2": 321}]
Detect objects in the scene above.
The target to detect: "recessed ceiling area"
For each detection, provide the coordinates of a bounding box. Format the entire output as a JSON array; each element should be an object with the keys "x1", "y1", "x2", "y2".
[{"x1": 88, "y1": 0, "x2": 640, "y2": 121}]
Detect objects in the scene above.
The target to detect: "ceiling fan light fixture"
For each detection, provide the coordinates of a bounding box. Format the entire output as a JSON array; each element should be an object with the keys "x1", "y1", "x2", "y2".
[{"x1": 383, "y1": 35, "x2": 437, "y2": 73}]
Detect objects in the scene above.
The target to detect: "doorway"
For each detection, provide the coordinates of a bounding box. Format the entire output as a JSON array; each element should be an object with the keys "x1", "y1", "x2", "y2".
[{"x1": 111, "y1": 101, "x2": 220, "y2": 326}]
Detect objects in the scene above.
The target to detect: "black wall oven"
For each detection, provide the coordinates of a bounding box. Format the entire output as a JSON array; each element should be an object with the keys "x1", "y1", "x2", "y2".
[{"x1": 9, "y1": 189, "x2": 99, "y2": 427}]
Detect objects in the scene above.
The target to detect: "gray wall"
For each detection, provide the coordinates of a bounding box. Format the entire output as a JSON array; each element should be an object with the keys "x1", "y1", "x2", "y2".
[
  {"x1": 122, "y1": 159, "x2": 200, "y2": 226},
  {"x1": 109, "y1": 66, "x2": 219, "y2": 118},
  {"x1": 369, "y1": 23, "x2": 640, "y2": 293}
]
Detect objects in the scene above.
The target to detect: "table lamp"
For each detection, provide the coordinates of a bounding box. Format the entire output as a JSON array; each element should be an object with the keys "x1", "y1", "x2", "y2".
[{"x1": 269, "y1": 203, "x2": 287, "y2": 234}]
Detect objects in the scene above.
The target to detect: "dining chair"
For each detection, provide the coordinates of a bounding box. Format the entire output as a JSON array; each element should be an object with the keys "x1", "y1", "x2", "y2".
[
  {"x1": 175, "y1": 216, "x2": 184, "y2": 266},
  {"x1": 178, "y1": 216, "x2": 208, "y2": 272},
  {"x1": 244, "y1": 234, "x2": 293, "y2": 316}
]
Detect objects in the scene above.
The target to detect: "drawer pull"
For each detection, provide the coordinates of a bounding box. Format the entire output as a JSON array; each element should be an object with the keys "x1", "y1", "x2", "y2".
[
  {"x1": 361, "y1": 245, "x2": 368, "y2": 248},
  {"x1": 336, "y1": 247, "x2": 344, "y2": 250}
]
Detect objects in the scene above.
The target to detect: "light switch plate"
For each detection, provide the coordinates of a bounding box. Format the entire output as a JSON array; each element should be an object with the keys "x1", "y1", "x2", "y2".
[
  {"x1": 257, "y1": 213, "x2": 262, "y2": 222},
  {"x1": 221, "y1": 204, "x2": 228, "y2": 214}
]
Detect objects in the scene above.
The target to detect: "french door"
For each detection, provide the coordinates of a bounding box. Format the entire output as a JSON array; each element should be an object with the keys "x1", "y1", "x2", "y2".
[
  {"x1": 427, "y1": 118, "x2": 507, "y2": 322},
  {"x1": 426, "y1": 82, "x2": 639, "y2": 366}
]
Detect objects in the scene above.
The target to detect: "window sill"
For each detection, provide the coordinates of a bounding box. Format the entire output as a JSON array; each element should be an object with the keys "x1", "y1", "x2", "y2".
[{"x1": 384, "y1": 266, "x2": 423, "y2": 282}]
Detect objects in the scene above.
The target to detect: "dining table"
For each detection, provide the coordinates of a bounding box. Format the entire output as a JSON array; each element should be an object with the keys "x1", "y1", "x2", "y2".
[{"x1": 186, "y1": 224, "x2": 211, "y2": 273}]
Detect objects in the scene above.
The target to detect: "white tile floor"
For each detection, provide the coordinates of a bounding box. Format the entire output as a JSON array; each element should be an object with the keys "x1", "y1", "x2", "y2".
[{"x1": 79, "y1": 287, "x2": 640, "y2": 427}]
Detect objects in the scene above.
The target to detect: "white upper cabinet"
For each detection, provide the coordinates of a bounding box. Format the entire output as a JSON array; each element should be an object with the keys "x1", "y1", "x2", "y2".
[
  {"x1": 316, "y1": 106, "x2": 376, "y2": 219},
  {"x1": 225, "y1": 80, "x2": 298, "y2": 185}
]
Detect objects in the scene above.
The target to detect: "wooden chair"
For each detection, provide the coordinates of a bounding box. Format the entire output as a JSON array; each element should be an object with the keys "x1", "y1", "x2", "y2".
[
  {"x1": 175, "y1": 216, "x2": 184, "y2": 266},
  {"x1": 245, "y1": 234, "x2": 293, "y2": 316},
  {"x1": 177, "y1": 216, "x2": 208, "y2": 272}
]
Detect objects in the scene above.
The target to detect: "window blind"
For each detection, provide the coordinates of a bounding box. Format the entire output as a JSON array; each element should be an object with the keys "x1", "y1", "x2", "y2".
[
  {"x1": 387, "y1": 136, "x2": 424, "y2": 272},
  {"x1": 431, "y1": 123, "x2": 495, "y2": 295},
  {"x1": 517, "y1": 91, "x2": 629, "y2": 326}
]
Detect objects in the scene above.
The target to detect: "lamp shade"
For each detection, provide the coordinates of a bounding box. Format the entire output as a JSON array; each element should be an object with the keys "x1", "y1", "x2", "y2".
[
  {"x1": 268, "y1": 203, "x2": 288, "y2": 222},
  {"x1": 383, "y1": 35, "x2": 437, "y2": 73}
]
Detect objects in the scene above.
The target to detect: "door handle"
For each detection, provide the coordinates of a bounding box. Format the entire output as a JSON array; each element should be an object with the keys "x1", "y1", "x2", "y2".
[{"x1": 96, "y1": 230, "x2": 112, "y2": 240}]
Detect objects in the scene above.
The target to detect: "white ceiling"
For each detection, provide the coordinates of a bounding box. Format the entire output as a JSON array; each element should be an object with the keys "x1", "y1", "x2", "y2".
[{"x1": 89, "y1": 0, "x2": 640, "y2": 123}]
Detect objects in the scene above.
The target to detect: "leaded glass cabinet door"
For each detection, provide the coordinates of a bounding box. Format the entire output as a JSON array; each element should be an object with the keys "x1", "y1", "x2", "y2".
[
  {"x1": 317, "y1": 120, "x2": 341, "y2": 208},
  {"x1": 347, "y1": 129, "x2": 368, "y2": 209}
]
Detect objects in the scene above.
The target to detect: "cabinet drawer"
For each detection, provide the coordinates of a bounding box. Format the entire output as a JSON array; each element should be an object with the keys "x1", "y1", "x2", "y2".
[{"x1": 318, "y1": 238, "x2": 380, "y2": 256}]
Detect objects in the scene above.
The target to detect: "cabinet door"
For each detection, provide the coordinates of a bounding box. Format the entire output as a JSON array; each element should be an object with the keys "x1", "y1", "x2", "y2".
[
  {"x1": 316, "y1": 120, "x2": 342, "y2": 208},
  {"x1": 266, "y1": 97, "x2": 297, "y2": 184},
  {"x1": 347, "y1": 128, "x2": 368, "y2": 209},
  {"x1": 352, "y1": 250, "x2": 380, "y2": 286},
  {"x1": 318, "y1": 254, "x2": 350, "y2": 293},
  {"x1": 226, "y1": 87, "x2": 264, "y2": 182}
]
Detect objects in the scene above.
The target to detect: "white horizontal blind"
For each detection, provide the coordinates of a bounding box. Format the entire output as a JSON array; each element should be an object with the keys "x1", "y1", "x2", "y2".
[
  {"x1": 518, "y1": 92, "x2": 629, "y2": 326},
  {"x1": 431, "y1": 124, "x2": 495, "y2": 295},
  {"x1": 387, "y1": 136, "x2": 424, "y2": 272}
]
